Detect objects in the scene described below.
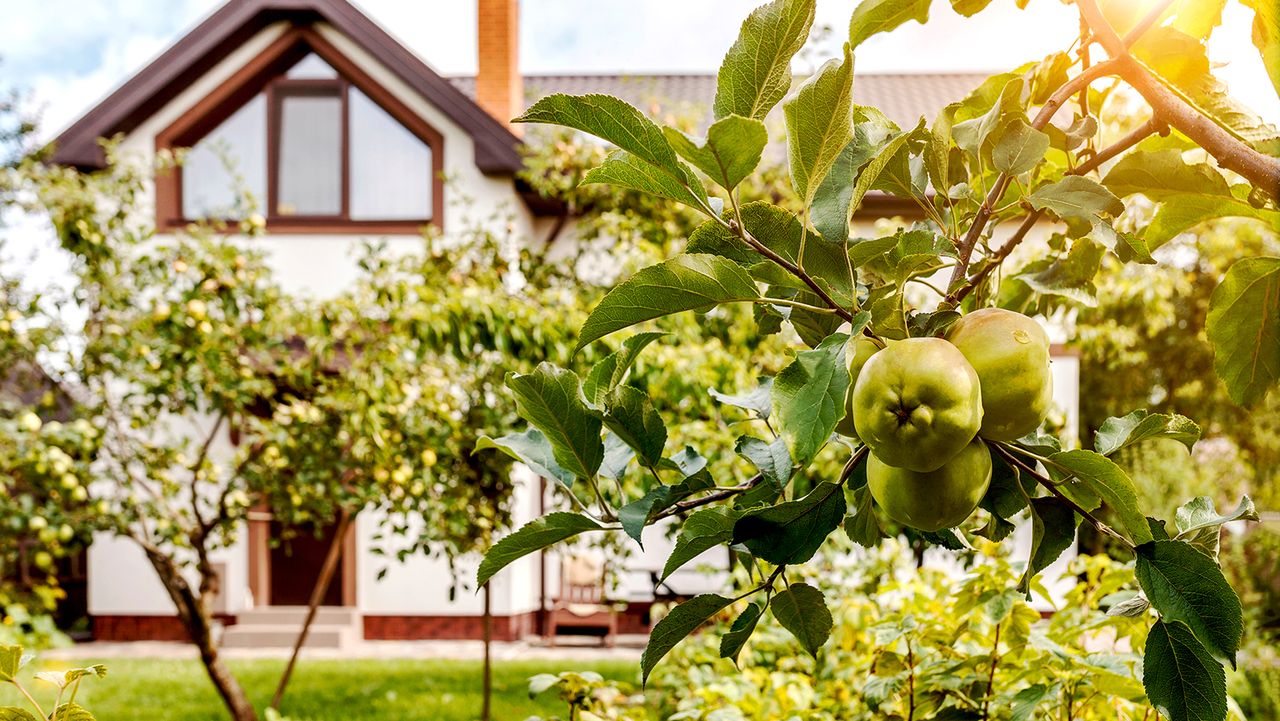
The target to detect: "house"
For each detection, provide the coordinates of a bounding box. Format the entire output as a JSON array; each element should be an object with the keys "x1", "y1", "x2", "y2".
[{"x1": 49, "y1": 0, "x2": 1078, "y2": 645}]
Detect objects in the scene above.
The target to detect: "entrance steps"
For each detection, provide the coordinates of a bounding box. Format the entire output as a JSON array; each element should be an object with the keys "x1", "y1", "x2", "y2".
[{"x1": 221, "y1": 606, "x2": 361, "y2": 650}]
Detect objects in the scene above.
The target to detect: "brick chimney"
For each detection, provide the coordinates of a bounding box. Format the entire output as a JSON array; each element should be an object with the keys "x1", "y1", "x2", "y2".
[{"x1": 476, "y1": 0, "x2": 523, "y2": 134}]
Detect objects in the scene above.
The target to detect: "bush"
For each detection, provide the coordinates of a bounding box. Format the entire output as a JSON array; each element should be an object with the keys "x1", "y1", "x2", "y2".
[{"x1": 645, "y1": 543, "x2": 1153, "y2": 720}]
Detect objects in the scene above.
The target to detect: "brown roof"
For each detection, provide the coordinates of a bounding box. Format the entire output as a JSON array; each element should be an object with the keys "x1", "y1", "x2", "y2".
[
  {"x1": 450, "y1": 72, "x2": 991, "y2": 131},
  {"x1": 50, "y1": 0, "x2": 522, "y2": 174}
]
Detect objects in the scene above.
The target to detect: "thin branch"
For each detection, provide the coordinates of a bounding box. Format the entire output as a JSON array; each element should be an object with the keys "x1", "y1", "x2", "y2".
[
  {"x1": 188, "y1": 413, "x2": 227, "y2": 533},
  {"x1": 948, "y1": 60, "x2": 1120, "y2": 290},
  {"x1": 946, "y1": 116, "x2": 1165, "y2": 305},
  {"x1": 992, "y1": 443, "x2": 1135, "y2": 549},
  {"x1": 713, "y1": 213, "x2": 856, "y2": 324},
  {"x1": 1077, "y1": 0, "x2": 1280, "y2": 200},
  {"x1": 652, "y1": 474, "x2": 763, "y2": 521},
  {"x1": 1120, "y1": 0, "x2": 1177, "y2": 47}
]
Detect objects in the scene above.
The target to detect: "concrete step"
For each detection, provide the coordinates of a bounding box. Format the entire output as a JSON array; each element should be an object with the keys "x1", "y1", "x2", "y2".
[
  {"x1": 235, "y1": 606, "x2": 359, "y2": 627},
  {"x1": 220, "y1": 623, "x2": 357, "y2": 650}
]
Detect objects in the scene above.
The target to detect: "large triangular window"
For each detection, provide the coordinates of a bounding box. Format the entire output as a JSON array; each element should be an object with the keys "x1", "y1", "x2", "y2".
[{"x1": 159, "y1": 32, "x2": 443, "y2": 232}]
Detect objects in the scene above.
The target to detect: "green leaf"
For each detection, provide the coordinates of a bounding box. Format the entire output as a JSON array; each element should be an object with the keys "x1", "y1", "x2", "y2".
[
  {"x1": 0, "y1": 710, "x2": 40, "y2": 721},
  {"x1": 865, "y1": 228, "x2": 956, "y2": 287},
  {"x1": 990, "y1": 116, "x2": 1049, "y2": 176},
  {"x1": 735, "y1": 436, "x2": 792, "y2": 491},
  {"x1": 0, "y1": 646, "x2": 22, "y2": 683},
  {"x1": 599, "y1": 431, "x2": 635, "y2": 481},
  {"x1": 719, "y1": 599, "x2": 767, "y2": 666},
  {"x1": 582, "y1": 332, "x2": 666, "y2": 406},
  {"x1": 811, "y1": 107, "x2": 898, "y2": 244},
  {"x1": 709, "y1": 377, "x2": 773, "y2": 420},
  {"x1": 52, "y1": 704, "x2": 95, "y2": 721},
  {"x1": 771, "y1": 582, "x2": 833, "y2": 656},
  {"x1": 1049, "y1": 450, "x2": 1153, "y2": 545},
  {"x1": 1101, "y1": 150, "x2": 1231, "y2": 201},
  {"x1": 848, "y1": 0, "x2": 931, "y2": 48},
  {"x1": 1143, "y1": 619, "x2": 1228, "y2": 721},
  {"x1": 784, "y1": 43, "x2": 855, "y2": 205},
  {"x1": 1206, "y1": 257, "x2": 1280, "y2": 406},
  {"x1": 850, "y1": 131, "x2": 913, "y2": 213},
  {"x1": 617, "y1": 469, "x2": 715, "y2": 544},
  {"x1": 1241, "y1": 0, "x2": 1280, "y2": 96},
  {"x1": 1010, "y1": 684, "x2": 1053, "y2": 721},
  {"x1": 602, "y1": 386, "x2": 667, "y2": 467},
  {"x1": 582, "y1": 150, "x2": 707, "y2": 209},
  {"x1": 661, "y1": 506, "x2": 738, "y2": 581},
  {"x1": 515, "y1": 93, "x2": 682, "y2": 177},
  {"x1": 577, "y1": 254, "x2": 760, "y2": 351},
  {"x1": 1136, "y1": 539, "x2": 1243, "y2": 667},
  {"x1": 475, "y1": 428, "x2": 576, "y2": 487},
  {"x1": 950, "y1": 0, "x2": 994, "y2": 16},
  {"x1": 1015, "y1": 237, "x2": 1105, "y2": 306},
  {"x1": 665, "y1": 115, "x2": 768, "y2": 191},
  {"x1": 1174, "y1": 496, "x2": 1259, "y2": 559},
  {"x1": 1093, "y1": 410, "x2": 1201, "y2": 456},
  {"x1": 715, "y1": 0, "x2": 816, "y2": 120},
  {"x1": 507, "y1": 364, "x2": 604, "y2": 481},
  {"x1": 952, "y1": 77, "x2": 1024, "y2": 157},
  {"x1": 844, "y1": 485, "x2": 884, "y2": 547},
  {"x1": 1145, "y1": 195, "x2": 1280, "y2": 251},
  {"x1": 1027, "y1": 176, "x2": 1123, "y2": 221},
  {"x1": 641, "y1": 594, "x2": 733, "y2": 683},
  {"x1": 772, "y1": 332, "x2": 850, "y2": 466},
  {"x1": 734, "y1": 481, "x2": 846, "y2": 564},
  {"x1": 1018, "y1": 497, "x2": 1077, "y2": 595},
  {"x1": 477, "y1": 513, "x2": 603, "y2": 586}
]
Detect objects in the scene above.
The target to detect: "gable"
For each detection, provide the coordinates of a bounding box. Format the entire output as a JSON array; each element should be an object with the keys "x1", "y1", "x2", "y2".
[
  {"x1": 152, "y1": 25, "x2": 446, "y2": 232},
  {"x1": 50, "y1": 0, "x2": 521, "y2": 175}
]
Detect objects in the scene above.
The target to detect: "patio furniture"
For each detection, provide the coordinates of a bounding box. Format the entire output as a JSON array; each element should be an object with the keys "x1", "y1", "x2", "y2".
[{"x1": 547, "y1": 554, "x2": 617, "y2": 647}]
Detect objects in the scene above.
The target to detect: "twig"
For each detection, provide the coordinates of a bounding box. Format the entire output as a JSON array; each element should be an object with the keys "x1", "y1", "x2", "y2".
[
  {"x1": 1077, "y1": 0, "x2": 1280, "y2": 199},
  {"x1": 981, "y1": 622, "x2": 1002, "y2": 720},
  {"x1": 945, "y1": 116, "x2": 1165, "y2": 305},
  {"x1": 947, "y1": 60, "x2": 1119, "y2": 290},
  {"x1": 713, "y1": 212, "x2": 856, "y2": 324},
  {"x1": 992, "y1": 443, "x2": 1135, "y2": 549},
  {"x1": 651, "y1": 474, "x2": 764, "y2": 521}
]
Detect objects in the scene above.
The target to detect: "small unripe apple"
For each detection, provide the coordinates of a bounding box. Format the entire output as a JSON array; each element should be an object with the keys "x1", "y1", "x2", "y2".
[
  {"x1": 868, "y1": 437, "x2": 992, "y2": 532},
  {"x1": 946, "y1": 308, "x2": 1053, "y2": 442},
  {"x1": 836, "y1": 336, "x2": 885, "y2": 439},
  {"x1": 852, "y1": 338, "x2": 983, "y2": 472}
]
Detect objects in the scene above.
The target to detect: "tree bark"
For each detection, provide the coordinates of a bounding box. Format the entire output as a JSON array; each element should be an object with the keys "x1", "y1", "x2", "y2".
[
  {"x1": 141, "y1": 544, "x2": 258, "y2": 721},
  {"x1": 270, "y1": 508, "x2": 353, "y2": 711}
]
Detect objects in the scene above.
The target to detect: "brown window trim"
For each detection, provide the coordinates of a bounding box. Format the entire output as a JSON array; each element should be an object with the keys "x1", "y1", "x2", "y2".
[{"x1": 155, "y1": 26, "x2": 444, "y2": 235}]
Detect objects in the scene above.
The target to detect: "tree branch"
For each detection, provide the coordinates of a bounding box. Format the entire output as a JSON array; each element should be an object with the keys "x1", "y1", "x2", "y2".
[
  {"x1": 992, "y1": 442, "x2": 1135, "y2": 549},
  {"x1": 1077, "y1": 0, "x2": 1280, "y2": 200},
  {"x1": 652, "y1": 474, "x2": 763, "y2": 521},
  {"x1": 946, "y1": 115, "x2": 1166, "y2": 305},
  {"x1": 948, "y1": 60, "x2": 1120, "y2": 290}
]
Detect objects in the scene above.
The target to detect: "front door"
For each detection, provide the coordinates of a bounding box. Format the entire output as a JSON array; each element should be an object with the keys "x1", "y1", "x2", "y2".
[{"x1": 268, "y1": 520, "x2": 345, "y2": 607}]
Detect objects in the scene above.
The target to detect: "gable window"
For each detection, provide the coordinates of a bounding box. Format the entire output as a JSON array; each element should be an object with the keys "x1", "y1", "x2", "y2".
[{"x1": 169, "y1": 47, "x2": 442, "y2": 231}]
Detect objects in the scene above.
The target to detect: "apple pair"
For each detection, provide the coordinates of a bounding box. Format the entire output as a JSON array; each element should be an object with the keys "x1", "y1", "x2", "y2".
[{"x1": 838, "y1": 309, "x2": 1054, "y2": 532}]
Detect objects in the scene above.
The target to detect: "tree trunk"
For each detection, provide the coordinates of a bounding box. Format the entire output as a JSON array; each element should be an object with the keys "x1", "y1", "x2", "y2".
[
  {"x1": 482, "y1": 582, "x2": 493, "y2": 721},
  {"x1": 271, "y1": 508, "x2": 353, "y2": 711},
  {"x1": 141, "y1": 545, "x2": 258, "y2": 721}
]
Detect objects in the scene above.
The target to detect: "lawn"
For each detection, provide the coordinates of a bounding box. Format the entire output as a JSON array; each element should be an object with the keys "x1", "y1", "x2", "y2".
[{"x1": 0, "y1": 657, "x2": 643, "y2": 721}]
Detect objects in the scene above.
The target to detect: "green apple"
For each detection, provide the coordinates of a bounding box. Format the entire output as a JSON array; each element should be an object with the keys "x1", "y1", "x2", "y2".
[
  {"x1": 835, "y1": 336, "x2": 885, "y2": 438},
  {"x1": 852, "y1": 337, "x2": 983, "y2": 472},
  {"x1": 867, "y1": 438, "x2": 992, "y2": 532},
  {"x1": 946, "y1": 308, "x2": 1052, "y2": 442}
]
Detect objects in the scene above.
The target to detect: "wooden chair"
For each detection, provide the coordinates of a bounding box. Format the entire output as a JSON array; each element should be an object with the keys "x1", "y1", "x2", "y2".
[{"x1": 547, "y1": 554, "x2": 617, "y2": 647}]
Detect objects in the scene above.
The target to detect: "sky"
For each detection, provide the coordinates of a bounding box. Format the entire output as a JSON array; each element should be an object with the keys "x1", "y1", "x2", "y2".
[{"x1": 2, "y1": 0, "x2": 1277, "y2": 141}]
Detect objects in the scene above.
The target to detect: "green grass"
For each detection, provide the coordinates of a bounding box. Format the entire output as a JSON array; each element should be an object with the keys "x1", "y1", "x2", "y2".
[{"x1": 0, "y1": 657, "x2": 643, "y2": 721}]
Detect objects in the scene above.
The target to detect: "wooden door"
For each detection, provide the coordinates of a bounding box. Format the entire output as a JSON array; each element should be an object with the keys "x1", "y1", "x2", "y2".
[{"x1": 268, "y1": 520, "x2": 345, "y2": 606}]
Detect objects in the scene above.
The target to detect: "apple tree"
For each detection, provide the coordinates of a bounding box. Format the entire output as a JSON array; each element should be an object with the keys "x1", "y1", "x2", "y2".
[{"x1": 475, "y1": 1, "x2": 1277, "y2": 719}]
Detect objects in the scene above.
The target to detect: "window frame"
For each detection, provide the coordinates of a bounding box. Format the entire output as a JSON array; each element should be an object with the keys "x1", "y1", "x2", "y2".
[{"x1": 155, "y1": 27, "x2": 445, "y2": 234}]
